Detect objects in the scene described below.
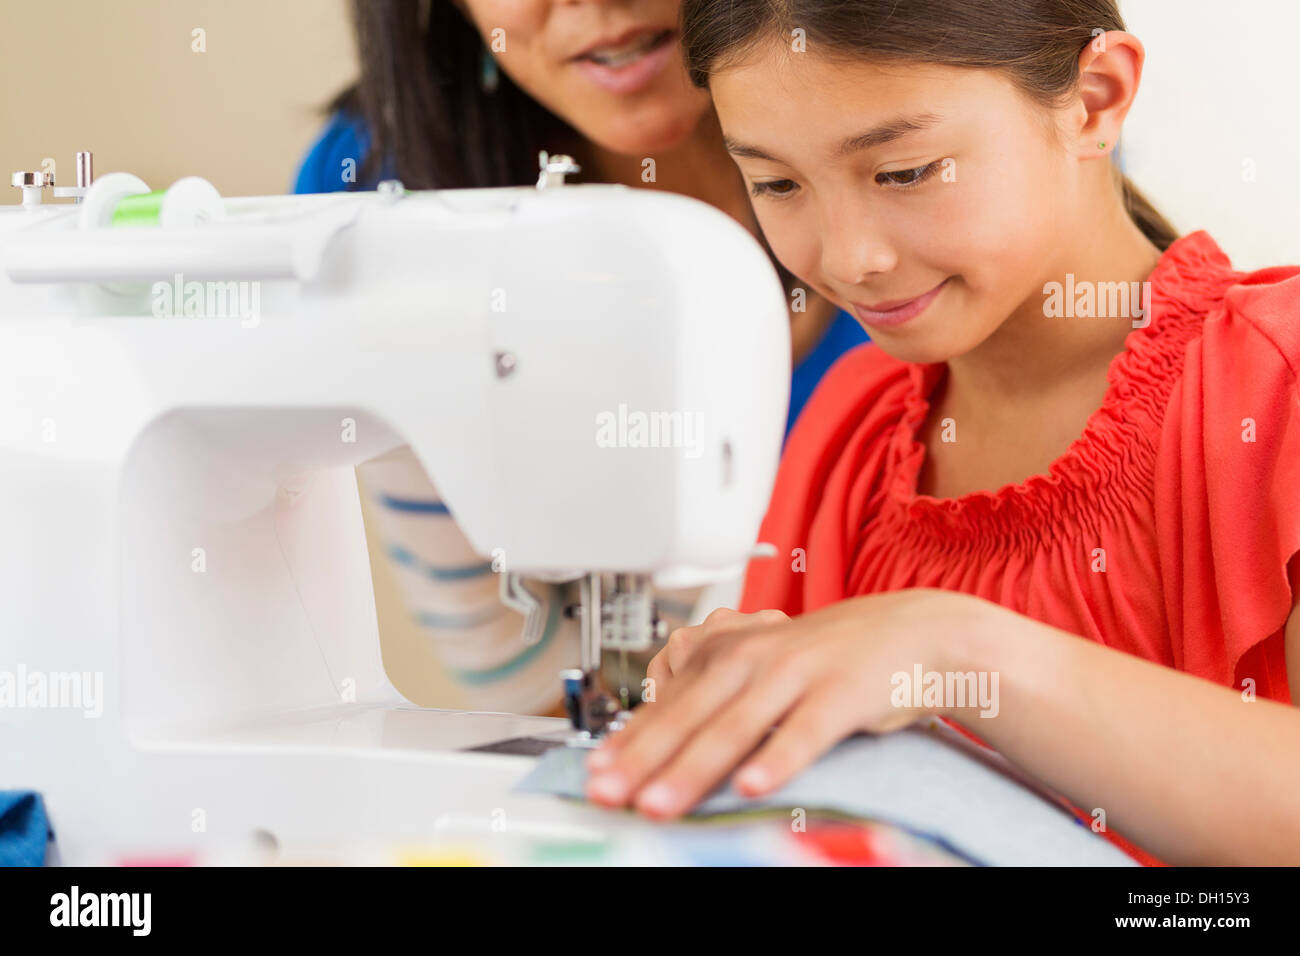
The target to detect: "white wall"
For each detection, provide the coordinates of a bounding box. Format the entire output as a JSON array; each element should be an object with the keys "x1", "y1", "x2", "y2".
[{"x1": 1121, "y1": 0, "x2": 1300, "y2": 269}]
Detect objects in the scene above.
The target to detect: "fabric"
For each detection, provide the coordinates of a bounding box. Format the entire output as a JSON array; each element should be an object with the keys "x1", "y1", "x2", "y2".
[
  {"x1": 740, "y1": 230, "x2": 1300, "y2": 863},
  {"x1": 516, "y1": 721, "x2": 1136, "y2": 866},
  {"x1": 0, "y1": 791, "x2": 52, "y2": 867}
]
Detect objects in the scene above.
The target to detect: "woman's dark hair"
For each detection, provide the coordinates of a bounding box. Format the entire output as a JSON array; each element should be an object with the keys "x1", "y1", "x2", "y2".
[
  {"x1": 330, "y1": 0, "x2": 804, "y2": 292},
  {"x1": 681, "y1": 0, "x2": 1180, "y2": 251},
  {"x1": 332, "y1": 0, "x2": 579, "y2": 189}
]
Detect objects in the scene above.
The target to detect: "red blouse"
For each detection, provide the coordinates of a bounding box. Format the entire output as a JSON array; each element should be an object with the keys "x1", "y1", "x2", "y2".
[{"x1": 740, "y1": 231, "x2": 1300, "y2": 862}]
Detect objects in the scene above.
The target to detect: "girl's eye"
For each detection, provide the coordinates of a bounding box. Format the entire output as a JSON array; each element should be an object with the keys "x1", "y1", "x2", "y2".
[
  {"x1": 876, "y1": 161, "x2": 941, "y2": 189},
  {"x1": 749, "y1": 179, "x2": 799, "y2": 200}
]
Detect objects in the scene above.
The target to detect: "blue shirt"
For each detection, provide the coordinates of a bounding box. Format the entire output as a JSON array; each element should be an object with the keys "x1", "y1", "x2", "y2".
[{"x1": 292, "y1": 112, "x2": 869, "y2": 435}]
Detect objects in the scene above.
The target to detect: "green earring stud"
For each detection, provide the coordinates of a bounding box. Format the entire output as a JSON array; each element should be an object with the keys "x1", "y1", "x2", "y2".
[{"x1": 1098, "y1": 141, "x2": 1107, "y2": 149}]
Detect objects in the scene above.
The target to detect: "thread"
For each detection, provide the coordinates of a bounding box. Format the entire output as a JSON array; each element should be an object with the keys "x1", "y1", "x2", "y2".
[{"x1": 109, "y1": 190, "x2": 165, "y2": 227}]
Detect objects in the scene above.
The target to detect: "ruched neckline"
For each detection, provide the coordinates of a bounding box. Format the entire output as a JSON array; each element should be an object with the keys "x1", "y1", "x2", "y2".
[{"x1": 883, "y1": 231, "x2": 1242, "y2": 548}]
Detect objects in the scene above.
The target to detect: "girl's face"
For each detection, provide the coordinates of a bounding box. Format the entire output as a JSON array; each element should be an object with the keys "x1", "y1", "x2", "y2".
[
  {"x1": 457, "y1": 0, "x2": 711, "y2": 155},
  {"x1": 711, "y1": 38, "x2": 1081, "y2": 364}
]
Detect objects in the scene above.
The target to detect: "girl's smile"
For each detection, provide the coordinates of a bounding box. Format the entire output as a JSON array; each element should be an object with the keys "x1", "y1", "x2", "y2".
[{"x1": 851, "y1": 276, "x2": 952, "y2": 328}]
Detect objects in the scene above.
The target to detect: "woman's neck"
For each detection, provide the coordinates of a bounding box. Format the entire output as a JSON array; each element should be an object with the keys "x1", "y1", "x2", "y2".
[{"x1": 582, "y1": 109, "x2": 754, "y2": 223}]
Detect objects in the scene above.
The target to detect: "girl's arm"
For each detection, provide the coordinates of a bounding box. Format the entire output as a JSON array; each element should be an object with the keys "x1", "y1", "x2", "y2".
[
  {"x1": 936, "y1": 594, "x2": 1300, "y2": 866},
  {"x1": 586, "y1": 590, "x2": 1300, "y2": 865}
]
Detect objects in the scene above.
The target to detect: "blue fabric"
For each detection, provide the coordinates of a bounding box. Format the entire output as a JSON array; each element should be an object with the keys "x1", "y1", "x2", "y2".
[
  {"x1": 0, "y1": 791, "x2": 52, "y2": 866},
  {"x1": 291, "y1": 111, "x2": 390, "y2": 194},
  {"x1": 292, "y1": 113, "x2": 871, "y2": 433}
]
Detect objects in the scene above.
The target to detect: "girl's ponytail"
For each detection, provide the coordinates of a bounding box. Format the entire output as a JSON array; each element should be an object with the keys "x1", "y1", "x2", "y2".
[{"x1": 1116, "y1": 169, "x2": 1179, "y2": 252}]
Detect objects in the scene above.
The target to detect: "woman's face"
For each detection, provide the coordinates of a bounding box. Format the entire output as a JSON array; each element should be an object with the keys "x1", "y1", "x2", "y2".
[
  {"x1": 710, "y1": 38, "x2": 1082, "y2": 364},
  {"x1": 457, "y1": 0, "x2": 712, "y2": 156}
]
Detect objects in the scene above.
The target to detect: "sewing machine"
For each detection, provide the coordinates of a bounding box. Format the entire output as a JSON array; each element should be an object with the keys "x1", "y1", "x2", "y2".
[{"x1": 0, "y1": 152, "x2": 790, "y2": 862}]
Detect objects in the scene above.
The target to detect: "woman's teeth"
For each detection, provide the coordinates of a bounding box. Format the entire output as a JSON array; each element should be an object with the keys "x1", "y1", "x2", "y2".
[{"x1": 583, "y1": 31, "x2": 670, "y2": 68}]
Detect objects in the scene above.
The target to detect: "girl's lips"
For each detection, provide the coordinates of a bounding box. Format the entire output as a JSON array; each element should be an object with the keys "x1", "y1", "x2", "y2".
[
  {"x1": 572, "y1": 31, "x2": 678, "y2": 95},
  {"x1": 851, "y1": 278, "x2": 950, "y2": 328}
]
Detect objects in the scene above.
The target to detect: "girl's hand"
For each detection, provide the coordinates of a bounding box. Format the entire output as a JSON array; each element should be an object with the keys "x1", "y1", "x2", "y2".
[
  {"x1": 585, "y1": 589, "x2": 989, "y2": 819},
  {"x1": 644, "y1": 607, "x2": 790, "y2": 694}
]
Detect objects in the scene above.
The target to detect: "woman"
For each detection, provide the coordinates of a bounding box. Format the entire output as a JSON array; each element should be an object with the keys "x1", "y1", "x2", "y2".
[{"x1": 293, "y1": 0, "x2": 868, "y2": 714}]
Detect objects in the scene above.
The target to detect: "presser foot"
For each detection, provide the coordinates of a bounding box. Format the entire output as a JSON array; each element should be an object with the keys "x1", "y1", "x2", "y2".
[{"x1": 560, "y1": 668, "x2": 632, "y2": 746}]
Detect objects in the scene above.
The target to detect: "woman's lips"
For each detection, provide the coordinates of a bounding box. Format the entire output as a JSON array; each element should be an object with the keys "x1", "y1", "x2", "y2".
[
  {"x1": 851, "y1": 278, "x2": 950, "y2": 328},
  {"x1": 572, "y1": 30, "x2": 678, "y2": 95}
]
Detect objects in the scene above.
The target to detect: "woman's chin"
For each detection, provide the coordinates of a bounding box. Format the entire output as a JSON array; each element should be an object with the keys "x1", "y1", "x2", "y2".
[{"x1": 578, "y1": 103, "x2": 709, "y2": 159}]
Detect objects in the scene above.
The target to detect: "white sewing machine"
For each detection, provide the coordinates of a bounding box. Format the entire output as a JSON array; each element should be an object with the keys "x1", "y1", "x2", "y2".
[{"x1": 0, "y1": 152, "x2": 790, "y2": 863}]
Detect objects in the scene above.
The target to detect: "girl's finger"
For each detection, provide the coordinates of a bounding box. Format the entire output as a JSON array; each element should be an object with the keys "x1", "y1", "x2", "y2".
[
  {"x1": 643, "y1": 650, "x2": 669, "y2": 698},
  {"x1": 587, "y1": 632, "x2": 697, "y2": 771},
  {"x1": 585, "y1": 645, "x2": 698, "y2": 772},
  {"x1": 662, "y1": 609, "x2": 786, "y2": 685},
  {"x1": 587, "y1": 613, "x2": 786, "y2": 771},
  {"x1": 587, "y1": 637, "x2": 688, "y2": 770},
  {"x1": 627, "y1": 663, "x2": 810, "y2": 819},
  {"x1": 730, "y1": 687, "x2": 861, "y2": 798},
  {"x1": 584, "y1": 656, "x2": 751, "y2": 807}
]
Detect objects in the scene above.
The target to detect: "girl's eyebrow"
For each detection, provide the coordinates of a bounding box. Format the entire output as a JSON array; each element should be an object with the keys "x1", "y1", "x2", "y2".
[
  {"x1": 724, "y1": 111, "x2": 943, "y2": 164},
  {"x1": 835, "y1": 112, "x2": 943, "y2": 156},
  {"x1": 723, "y1": 136, "x2": 788, "y2": 162}
]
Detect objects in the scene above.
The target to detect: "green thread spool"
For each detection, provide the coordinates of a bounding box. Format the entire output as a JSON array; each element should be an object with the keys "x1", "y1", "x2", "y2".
[{"x1": 110, "y1": 190, "x2": 166, "y2": 228}]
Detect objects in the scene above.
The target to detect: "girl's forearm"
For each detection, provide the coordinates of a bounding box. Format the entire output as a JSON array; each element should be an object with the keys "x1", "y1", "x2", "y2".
[{"x1": 943, "y1": 602, "x2": 1300, "y2": 865}]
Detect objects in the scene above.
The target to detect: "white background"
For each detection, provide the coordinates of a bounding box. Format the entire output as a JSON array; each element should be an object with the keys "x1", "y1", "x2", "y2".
[{"x1": 1122, "y1": 0, "x2": 1300, "y2": 269}]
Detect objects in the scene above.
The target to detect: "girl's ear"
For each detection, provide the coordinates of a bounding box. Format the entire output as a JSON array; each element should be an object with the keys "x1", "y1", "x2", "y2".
[{"x1": 1073, "y1": 31, "x2": 1146, "y2": 161}]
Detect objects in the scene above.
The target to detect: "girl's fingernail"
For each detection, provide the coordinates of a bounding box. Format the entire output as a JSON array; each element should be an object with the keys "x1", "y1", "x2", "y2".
[
  {"x1": 735, "y1": 765, "x2": 770, "y2": 794},
  {"x1": 587, "y1": 773, "x2": 628, "y2": 804},
  {"x1": 586, "y1": 749, "x2": 613, "y2": 770},
  {"x1": 635, "y1": 782, "x2": 676, "y2": 815}
]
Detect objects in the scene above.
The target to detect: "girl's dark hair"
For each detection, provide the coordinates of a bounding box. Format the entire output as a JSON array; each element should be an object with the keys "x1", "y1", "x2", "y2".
[
  {"x1": 332, "y1": 0, "x2": 579, "y2": 189},
  {"x1": 681, "y1": 0, "x2": 1179, "y2": 251}
]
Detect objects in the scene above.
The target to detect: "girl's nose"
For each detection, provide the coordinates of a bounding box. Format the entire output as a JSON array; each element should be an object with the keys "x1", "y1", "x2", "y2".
[{"x1": 819, "y1": 204, "x2": 897, "y2": 288}]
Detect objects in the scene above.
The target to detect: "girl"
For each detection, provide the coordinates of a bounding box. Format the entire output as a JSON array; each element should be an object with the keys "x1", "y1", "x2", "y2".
[
  {"x1": 585, "y1": 0, "x2": 1300, "y2": 866},
  {"x1": 293, "y1": 0, "x2": 868, "y2": 715}
]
